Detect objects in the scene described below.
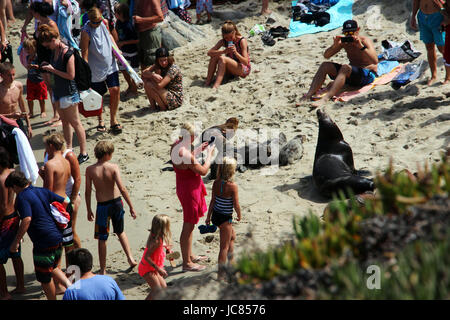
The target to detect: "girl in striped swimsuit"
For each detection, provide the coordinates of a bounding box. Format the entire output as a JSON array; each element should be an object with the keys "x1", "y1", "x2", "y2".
[{"x1": 205, "y1": 157, "x2": 242, "y2": 279}]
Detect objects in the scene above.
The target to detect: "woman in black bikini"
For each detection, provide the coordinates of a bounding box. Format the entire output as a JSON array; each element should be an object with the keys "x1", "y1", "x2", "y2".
[{"x1": 205, "y1": 20, "x2": 251, "y2": 89}]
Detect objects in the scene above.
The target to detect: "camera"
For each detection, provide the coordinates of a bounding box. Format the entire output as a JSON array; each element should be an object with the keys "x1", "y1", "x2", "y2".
[{"x1": 341, "y1": 36, "x2": 354, "y2": 43}]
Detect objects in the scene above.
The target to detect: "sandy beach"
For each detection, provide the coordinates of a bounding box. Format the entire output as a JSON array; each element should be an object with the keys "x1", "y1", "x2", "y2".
[{"x1": 3, "y1": 0, "x2": 449, "y2": 300}]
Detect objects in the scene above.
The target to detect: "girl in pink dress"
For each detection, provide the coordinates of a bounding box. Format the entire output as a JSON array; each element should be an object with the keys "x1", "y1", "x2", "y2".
[
  {"x1": 171, "y1": 122, "x2": 214, "y2": 272},
  {"x1": 138, "y1": 214, "x2": 173, "y2": 300}
]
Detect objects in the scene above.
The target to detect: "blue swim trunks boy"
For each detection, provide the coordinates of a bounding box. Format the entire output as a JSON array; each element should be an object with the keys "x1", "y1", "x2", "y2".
[{"x1": 417, "y1": 10, "x2": 445, "y2": 47}]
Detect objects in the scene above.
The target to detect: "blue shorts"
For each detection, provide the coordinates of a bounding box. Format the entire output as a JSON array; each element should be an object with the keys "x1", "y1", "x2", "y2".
[
  {"x1": 331, "y1": 63, "x2": 376, "y2": 87},
  {"x1": 418, "y1": 10, "x2": 445, "y2": 46},
  {"x1": 91, "y1": 71, "x2": 120, "y2": 96},
  {"x1": 95, "y1": 197, "x2": 125, "y2": 241},
  {"x1": 52, "y1": 91, "x2": 81, "y2": 109}
]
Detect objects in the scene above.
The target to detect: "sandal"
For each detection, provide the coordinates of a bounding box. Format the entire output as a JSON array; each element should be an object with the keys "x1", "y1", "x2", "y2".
[
  {"x1": 110, "y1": 123, "x2": 123, "y2": 135},
  {"x1": 96, "y1": 124, "x2": 106, "y2": 132},
  {"x1": 192, "y1": 255, "x2": 209, "y2": 263},
  {"x1": 182, "y1": 264, "x2": 206, "y2": 272},
  {"x1": 261, "y1": 31, "x2": 276, "y2": 46}
]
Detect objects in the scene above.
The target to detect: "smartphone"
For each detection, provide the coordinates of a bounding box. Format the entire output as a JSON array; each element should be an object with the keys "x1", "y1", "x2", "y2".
[
  {"x1": 208, "y1": 136, "x2": 216, "y2": 146},
  {"x1": 341, "y1": 36, "x2": 354, "y2": 43}
]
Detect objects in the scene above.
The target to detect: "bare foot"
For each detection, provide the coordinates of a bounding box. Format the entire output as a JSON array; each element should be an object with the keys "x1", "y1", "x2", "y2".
[
  {"x1": 260, "y1": 9, "x2": 272, "y2": 16},
  {"x1": 443, "y1": 78, "x2": 450, "y2": 84},
  {"x1": 50, "y1": 120, "x2": 62, "y2": 127},
  {"x1": 44, "y1": 116, "x2": 60, "y2": 125},
  {"x1": 427, "y1": 77, "x2": 437, "y2": 86},
  {"x1": 7, "y1": 19, "x2": 15, "y2": 28},
  {"x1": 40, "y1": 112, "x2": 47, "y2": 118},
  {"x1": 311, "y1": 99, "x2": 327, "y2": 109}
]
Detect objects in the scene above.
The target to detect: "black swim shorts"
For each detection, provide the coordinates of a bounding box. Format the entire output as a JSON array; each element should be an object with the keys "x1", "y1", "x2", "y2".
[{"x1": 331, "y1": 63, "x2": 377, "y2": 87}]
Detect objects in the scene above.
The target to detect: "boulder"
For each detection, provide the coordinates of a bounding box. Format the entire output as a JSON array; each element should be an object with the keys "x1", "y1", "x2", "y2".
[{"x1": 161, "y1": 11, "x2": 206, "y2": 51}]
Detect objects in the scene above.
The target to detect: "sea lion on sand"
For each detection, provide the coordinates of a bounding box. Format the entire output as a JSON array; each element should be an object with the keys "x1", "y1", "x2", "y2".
[{"x1": 313, "y1": 109, "x2": 374, "y2": 198}]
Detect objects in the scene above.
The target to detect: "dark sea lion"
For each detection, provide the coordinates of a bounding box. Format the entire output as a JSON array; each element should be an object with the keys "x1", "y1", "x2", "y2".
[{"x1": 313, "y1": 109, "x2": 374, "y2": 198}]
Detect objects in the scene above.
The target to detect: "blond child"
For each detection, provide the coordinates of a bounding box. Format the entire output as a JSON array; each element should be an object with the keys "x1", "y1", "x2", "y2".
[
  {"x1": 138, "y1": 214, "x2": 175, "y2": 300},
  {"x1": 22, "y1": 38, "x2": 47, "y2": 118},
  {"x1": 85, "y1": 140, "x2": 137, "y2": 275},
  {"x1": 205, "y1": 157, "x2": 241, "y2": 280}
]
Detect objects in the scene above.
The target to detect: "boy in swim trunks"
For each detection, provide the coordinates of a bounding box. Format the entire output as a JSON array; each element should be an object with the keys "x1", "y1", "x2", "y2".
[
  {"x1": 85, "y1": 140, "x2": 137, "y2": 275},
  {"x1": 0, "y1": 148, "x2": 25, "y2": 300},
  {"x1": 410, "y1": 0, "x2": 450, "y2": 85},
  {"x1": 302, "y1": 20, "x2": 378, "y2": 108}
]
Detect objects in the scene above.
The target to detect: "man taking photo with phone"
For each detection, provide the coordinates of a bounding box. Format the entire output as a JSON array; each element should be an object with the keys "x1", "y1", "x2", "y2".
[{"x1": 301, "y1": 20, "x2": 378, "y2": 108}]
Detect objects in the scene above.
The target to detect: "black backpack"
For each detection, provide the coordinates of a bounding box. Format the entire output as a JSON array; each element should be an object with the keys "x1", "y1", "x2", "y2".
[{"x1": 64, "y1": 48, "x2": 92, "y2": 91}]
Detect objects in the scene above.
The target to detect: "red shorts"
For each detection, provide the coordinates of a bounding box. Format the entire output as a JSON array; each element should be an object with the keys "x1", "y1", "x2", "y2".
[{"x1": 26, "y1": 80, "x2": 47, "y2": 101}]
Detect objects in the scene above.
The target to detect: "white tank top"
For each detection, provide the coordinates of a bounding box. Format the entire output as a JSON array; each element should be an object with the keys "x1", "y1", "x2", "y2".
[{"x1": 43, "y1": 149, "x2": 75, "y2": 197}]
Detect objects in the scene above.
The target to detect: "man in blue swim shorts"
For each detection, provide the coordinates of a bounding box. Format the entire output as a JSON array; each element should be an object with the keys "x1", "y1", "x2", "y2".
[
  {"x1": 302, "y1": 20, "x2": 379, "y2": 107},
  {"x1": 410, "y1": 0, "x2": 449, "y2": 85}
]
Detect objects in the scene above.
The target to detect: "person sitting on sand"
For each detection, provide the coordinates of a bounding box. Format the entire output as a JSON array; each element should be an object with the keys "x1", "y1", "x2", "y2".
[
  {"x1": 205, "y1": 157, "x2": 241, "y2": 280},
  {"x1": 63, "y1": 248, "x2": 125, "y2": 300},
  {"x1": 206, "y1": 20, "x2": 251, "y2": 89},
  {"x1": 0, "y1": 62, "x2": 33, "y2": 139},
  {"x1": 85, "y1": 140, "x2": 137, "y2": 275},
  {"x1": 142, "y1": 47, "x2": 183, "y2": 111},
  {"x1": 302, "y1": 20, "x2": 378, "y2": 108}
]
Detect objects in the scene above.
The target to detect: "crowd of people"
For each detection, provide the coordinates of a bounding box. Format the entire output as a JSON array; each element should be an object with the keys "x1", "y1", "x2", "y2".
[{"x1": 0, "y1": 0, "x2": 446, "y2": 301}]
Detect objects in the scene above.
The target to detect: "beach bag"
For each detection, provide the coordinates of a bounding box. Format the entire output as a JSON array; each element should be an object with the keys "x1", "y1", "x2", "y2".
[
  {"x1": 50, "y1": 201, "x2": 71, "y2": 230},
  {"x1": 63, "y1": 47, "x2": 92, "y2": 91},
  {"x1": 78, "y1": 89, "x2": 103, "y2": 117},
  {"x1": 380, "y1": 40, "x2": 421, "y2": 62}
]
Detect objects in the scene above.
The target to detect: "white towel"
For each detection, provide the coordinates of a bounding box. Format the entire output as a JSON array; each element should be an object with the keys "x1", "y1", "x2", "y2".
[{"x1": 12, "y1": 128, "x2": 39, "y2": 185}]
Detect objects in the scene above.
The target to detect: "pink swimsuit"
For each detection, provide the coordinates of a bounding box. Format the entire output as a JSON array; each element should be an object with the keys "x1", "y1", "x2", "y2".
[{"x1": 138, "y1": 239, "x2": 166, "y2": 277}]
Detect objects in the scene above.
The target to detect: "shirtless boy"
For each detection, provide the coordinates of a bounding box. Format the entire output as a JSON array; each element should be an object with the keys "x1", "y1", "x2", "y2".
[
  {"x1": 302, "y1": 20, "x2": 378, "y2": 108},
  {"x1": 410, "y1": 0, "x2": 450, "y2": 85},
  {"x1": 0, "y1": 147, "x2": 25, "y2": 300},
  {"x1": 0, "y1": 63, "x2": 32, "y2": 138},
  {"x1": 133, "y1": 0, "x2": 164, "y2": 69},
  {"x1": 40, "y1": 132, "x2": 75, "y2": 260},
  {"x1": 85, "y1": 141, "x2": 137, "y2": 275}
]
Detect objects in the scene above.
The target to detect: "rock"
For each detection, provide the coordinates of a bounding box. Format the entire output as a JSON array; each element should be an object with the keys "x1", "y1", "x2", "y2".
[
  {"x1": 161, "y1": 11, "x2": 206, "y2": 51},
  {"x1": 279, "y1": 135, "x2": 304, "y2": 166}
]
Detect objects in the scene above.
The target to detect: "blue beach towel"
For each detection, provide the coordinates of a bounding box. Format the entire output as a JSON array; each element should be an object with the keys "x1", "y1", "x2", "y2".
[{"x1": 289, "y1": 0, "x2": 353, "y2": 38}]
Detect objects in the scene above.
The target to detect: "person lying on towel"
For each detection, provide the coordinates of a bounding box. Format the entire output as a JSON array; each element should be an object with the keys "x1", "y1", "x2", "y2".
[{"x1": 302, "y1": 19, "x2": 378, "y2": 108}]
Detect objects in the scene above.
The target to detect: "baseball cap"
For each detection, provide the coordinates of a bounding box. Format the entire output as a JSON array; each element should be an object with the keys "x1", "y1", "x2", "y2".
[{"x1": 342, "y1": 20, "x2": 358, "y2": 32}]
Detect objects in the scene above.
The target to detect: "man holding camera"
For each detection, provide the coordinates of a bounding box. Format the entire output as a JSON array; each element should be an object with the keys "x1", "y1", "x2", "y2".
[{"x1": 302, "y1": 20, "x2": 378, "y2": 107}]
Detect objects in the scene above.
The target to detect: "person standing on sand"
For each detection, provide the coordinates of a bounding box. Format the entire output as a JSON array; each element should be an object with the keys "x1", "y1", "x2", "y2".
[
  {"x1": 410, "y1": 0, "x2": 450, "y2": 85},
  {"x1": 205, "y1": 157, "x2": 241, "y2": 280},
  {"x1": 170, "y1": 122, "x2": 214, "y2": 272},
  {"x1": 133, "y1": 0, "x2": 164, "y2": 70},
  {"x1": 261, "y1": 0, "x2": 271, "y2": 16},
  {"x1": 0, "y1": 148, "x2": 25, "y2": 300},
  {"x1": 301, "y1": 20, "x2": 378, "y2": 108},
  {"x1": 42, "y1": 132, "x2": 82, "y2": 250},
  {"x1": 5, "y1": 170, "x2": 72, "y2": 300},
  {"x1": 0, "y1": 63, "x2": 33, "y2": 139},
  {"x1": 85, "y1": 140, "x2": 137, "y2": 275}
]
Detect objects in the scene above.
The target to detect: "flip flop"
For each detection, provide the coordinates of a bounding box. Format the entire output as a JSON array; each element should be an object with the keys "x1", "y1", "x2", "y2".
[
  {"x1": 182, "y1": 264, "x2": 206, "y2": 272},
  {"x1": 192, "y1": 255, "x2": 209, "y2": 263},
  {"x1": 110, "y1": 123, "x2": 123, "y2": 134},
  {"x1": 96, "y1": 124, "x2": 106, "y2": 132}
]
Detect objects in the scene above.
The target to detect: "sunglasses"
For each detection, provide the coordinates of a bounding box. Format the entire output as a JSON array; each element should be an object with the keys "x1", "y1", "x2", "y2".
[
  {"x1": 343, "y1": 31, "x2": 355, "y2": 36},
  {"x1": 91, "y1": 20, "x2": 102, "y2": 25}
]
